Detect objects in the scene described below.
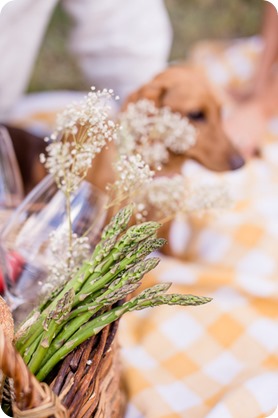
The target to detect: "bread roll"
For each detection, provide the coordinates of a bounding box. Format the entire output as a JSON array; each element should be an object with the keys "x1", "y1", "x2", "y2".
[{"x1": 0, "y1": 296, "x2": 14, "y2": 341}]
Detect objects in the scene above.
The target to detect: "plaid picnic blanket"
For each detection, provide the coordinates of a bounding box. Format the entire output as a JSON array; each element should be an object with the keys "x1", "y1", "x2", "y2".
[
  {"x1": 7, "y1": 36, "x2": 278, "y2": 418},
  {"x1": 119, "y1": 37, "x2": 278, "y2": 418}
]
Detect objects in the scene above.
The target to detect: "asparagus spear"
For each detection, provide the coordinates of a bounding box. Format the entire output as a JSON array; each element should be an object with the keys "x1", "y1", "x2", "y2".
[
  {"x1": 36, "y1": 287, "x2": 211, "y2": 381},
  {"x1": 29, "y1": 258, "x2": 160, "y2": 372},
  {"x1": 34, "y1": 283, "x2": 139, "y2": 374},
  {"x1": 27, "y1": 289, "x2": 74, "y2": 374}
]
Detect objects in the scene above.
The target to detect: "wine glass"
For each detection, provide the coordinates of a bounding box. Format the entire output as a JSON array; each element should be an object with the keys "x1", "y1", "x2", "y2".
[
  {"x1": 0, "y1": 125, "x2": 24, "y2": 211},
  {"x1": 0, "y1": 174, "x2": 108, "y2": 324},
  {"x1": 0, "y1": 126, "x2": 24, "y2": 296}
]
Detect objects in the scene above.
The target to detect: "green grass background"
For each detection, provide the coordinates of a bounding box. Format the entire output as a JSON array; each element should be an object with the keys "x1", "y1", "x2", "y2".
[{"x1": 28, "y1": 0, "x2": 263, "y2": 93}]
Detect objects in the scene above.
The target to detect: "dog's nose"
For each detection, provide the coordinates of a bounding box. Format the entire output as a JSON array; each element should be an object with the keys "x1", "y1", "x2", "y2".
[{"x1": 229, "y1": 154, "x2": 245, "y2": 170}]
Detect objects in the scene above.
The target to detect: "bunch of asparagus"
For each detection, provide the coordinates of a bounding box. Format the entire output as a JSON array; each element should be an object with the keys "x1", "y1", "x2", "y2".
[{"x1": 15, "y1": 205, "x2": 211, "y2": 382}]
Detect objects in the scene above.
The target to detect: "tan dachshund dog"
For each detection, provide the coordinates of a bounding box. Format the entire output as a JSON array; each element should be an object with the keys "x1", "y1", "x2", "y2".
[{"x1": 124, "y1": 65, "x2": 245, "y2": 175}]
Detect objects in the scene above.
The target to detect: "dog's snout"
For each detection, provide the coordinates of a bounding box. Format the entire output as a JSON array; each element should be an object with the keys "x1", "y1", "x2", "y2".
[{"x1": 229, "y1": 154, "x2": 245, "y2": 170}]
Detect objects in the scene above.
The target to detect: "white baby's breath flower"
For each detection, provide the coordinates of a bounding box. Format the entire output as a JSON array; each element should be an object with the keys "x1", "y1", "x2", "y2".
[
  {"x1": 52, "y1": 87, "x2": 116, "y2": 140},
  {"x1": 117, "y1": 99, "x2": 196, "y2": 170},
  {"x1": 110, "y1": 154, "x2": 154, "y2": 194},
  {"x1": 41, "y1": 87, "x2": 118, "y2": 193},
  {"x1": 183, "y1": 183, "x2": 232, "y2": 213},
  {"x1": 41, "y1": 230, "x2": 90, "y2": 296},
  {"x1": 135, "y1": 175, "x2": 232, "y2": 222},
  {"x1": 137, "y1": 175, "x2": 185, "y2": 220}
]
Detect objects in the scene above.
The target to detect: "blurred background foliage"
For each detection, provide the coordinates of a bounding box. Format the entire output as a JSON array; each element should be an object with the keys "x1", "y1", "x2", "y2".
[{"x1": 28, "y1": 0, "x2": 263, "y2": 92}]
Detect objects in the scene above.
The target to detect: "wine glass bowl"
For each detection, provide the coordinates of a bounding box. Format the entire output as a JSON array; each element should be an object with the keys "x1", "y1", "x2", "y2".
[
  {"x1": 0, "y1": 125, "x2": 25, "y2": 298},
  {"x1": 0, "y1": 125, "x2": 24, "y2": 209},
  {"x1": 0, "y1": 174, "x2": 108, "y2": 323}
]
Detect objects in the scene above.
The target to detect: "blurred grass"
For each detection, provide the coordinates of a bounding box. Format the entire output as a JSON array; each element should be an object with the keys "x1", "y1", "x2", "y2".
[
  {"x1": 28, "y1": 0, "x2": 262, "y2": 92},
  {"x1": 28, "y1": 6, "x2": 87, "y2": 92},
  {"x1": 165, "y1": 0, "x2": 262, "y2": 60}
]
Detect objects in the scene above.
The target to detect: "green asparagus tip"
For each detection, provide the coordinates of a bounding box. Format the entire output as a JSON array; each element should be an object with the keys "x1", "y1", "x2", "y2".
[
  {"x1": 132, "y1": 283, "x2": 172, "y2": 303},
  {"x1": 115, "y1": 257, "x2": 160, "y2": 286},
  {"x1": 101, "y1": 203, "x2": 134, "y2": 240},
  {"x1": 119, "y1": 221, "x2": 161, "y2": 248},
  {"x1": 43, "y1": 288, "x2": 75, "y2": 330},
  {"x1": 134, "y1": 293, "x2": 212, "y2": 310},
  {"x1": 136, "y1": 238, "x2": 167, "y2": 258}
]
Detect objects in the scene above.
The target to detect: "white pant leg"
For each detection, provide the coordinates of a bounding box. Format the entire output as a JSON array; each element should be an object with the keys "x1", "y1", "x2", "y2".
[
  {"x1": 62, "y1": 0, "x2": 172, "y2": 102},
  {"x1": 0, "y1": 0, "x2": 58, "y2": 119}
]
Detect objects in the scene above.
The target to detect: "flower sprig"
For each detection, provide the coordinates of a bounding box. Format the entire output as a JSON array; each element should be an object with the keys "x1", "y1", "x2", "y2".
[
  {"x1": 39, "y1": 87, "x2": 119, "y2": 293},
  {"x1": 41, "y1": 230, "x2": 90, "y2": 296},
  {"x1": 106, "y1": 154, "x2": 154, "y2": 208},
  {"x1": 134, "y1": 175, "x2": 232, "y2": 223},
  {"x1": 117, "y1": 99, "x2": 196, "y2": 170},
  {"x1": 40, "y1": 87, "x2": 118, "y2": 194}
]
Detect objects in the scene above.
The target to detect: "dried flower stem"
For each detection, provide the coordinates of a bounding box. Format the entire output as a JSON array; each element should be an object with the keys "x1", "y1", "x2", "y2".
[{"x1": 39, "y1": 88, "x2": 118, "y2": 293}]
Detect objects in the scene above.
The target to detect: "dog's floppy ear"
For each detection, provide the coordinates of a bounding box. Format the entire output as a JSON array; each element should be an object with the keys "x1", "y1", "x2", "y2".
[{"x1": 123, "y1": 83, "x2": 167, "y2": 109}]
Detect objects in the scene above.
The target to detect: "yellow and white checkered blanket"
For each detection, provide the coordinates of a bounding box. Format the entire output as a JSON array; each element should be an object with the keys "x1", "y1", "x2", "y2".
[
  {"x1": 119, "y1": 38, "x2": 278, "y2": 418},
  {"x1": 120, "y1": 141, "x2": 278, "y2": 417}
]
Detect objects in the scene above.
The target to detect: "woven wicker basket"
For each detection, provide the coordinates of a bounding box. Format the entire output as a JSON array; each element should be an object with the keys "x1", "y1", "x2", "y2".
[{"x1": 0, "y1": 321, "x2": 126, "y2": 418}]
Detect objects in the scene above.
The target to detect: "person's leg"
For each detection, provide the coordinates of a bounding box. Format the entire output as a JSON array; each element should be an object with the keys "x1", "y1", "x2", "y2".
[
  {"x1": 0, "y1": 0, "x2": 58, "y2": 119},
  {"x1": 62, "y1": 0, "x2": 172, "y2": 102}
]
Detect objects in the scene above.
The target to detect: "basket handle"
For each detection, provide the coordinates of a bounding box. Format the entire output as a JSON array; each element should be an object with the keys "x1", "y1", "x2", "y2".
[{"x1": 0, "y1": 327, "x2": 68, "y2": 418}]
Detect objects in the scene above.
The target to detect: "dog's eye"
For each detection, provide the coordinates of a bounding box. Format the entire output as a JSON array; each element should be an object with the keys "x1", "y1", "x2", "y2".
[{"x1": 187, "y1": 111, "x2": 206, "y2": 121}]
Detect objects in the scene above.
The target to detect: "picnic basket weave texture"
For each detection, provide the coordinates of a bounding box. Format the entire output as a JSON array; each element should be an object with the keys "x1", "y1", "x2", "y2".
[{"x1": 0, "y1": 321, "x2": 126, "y2": 418}]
